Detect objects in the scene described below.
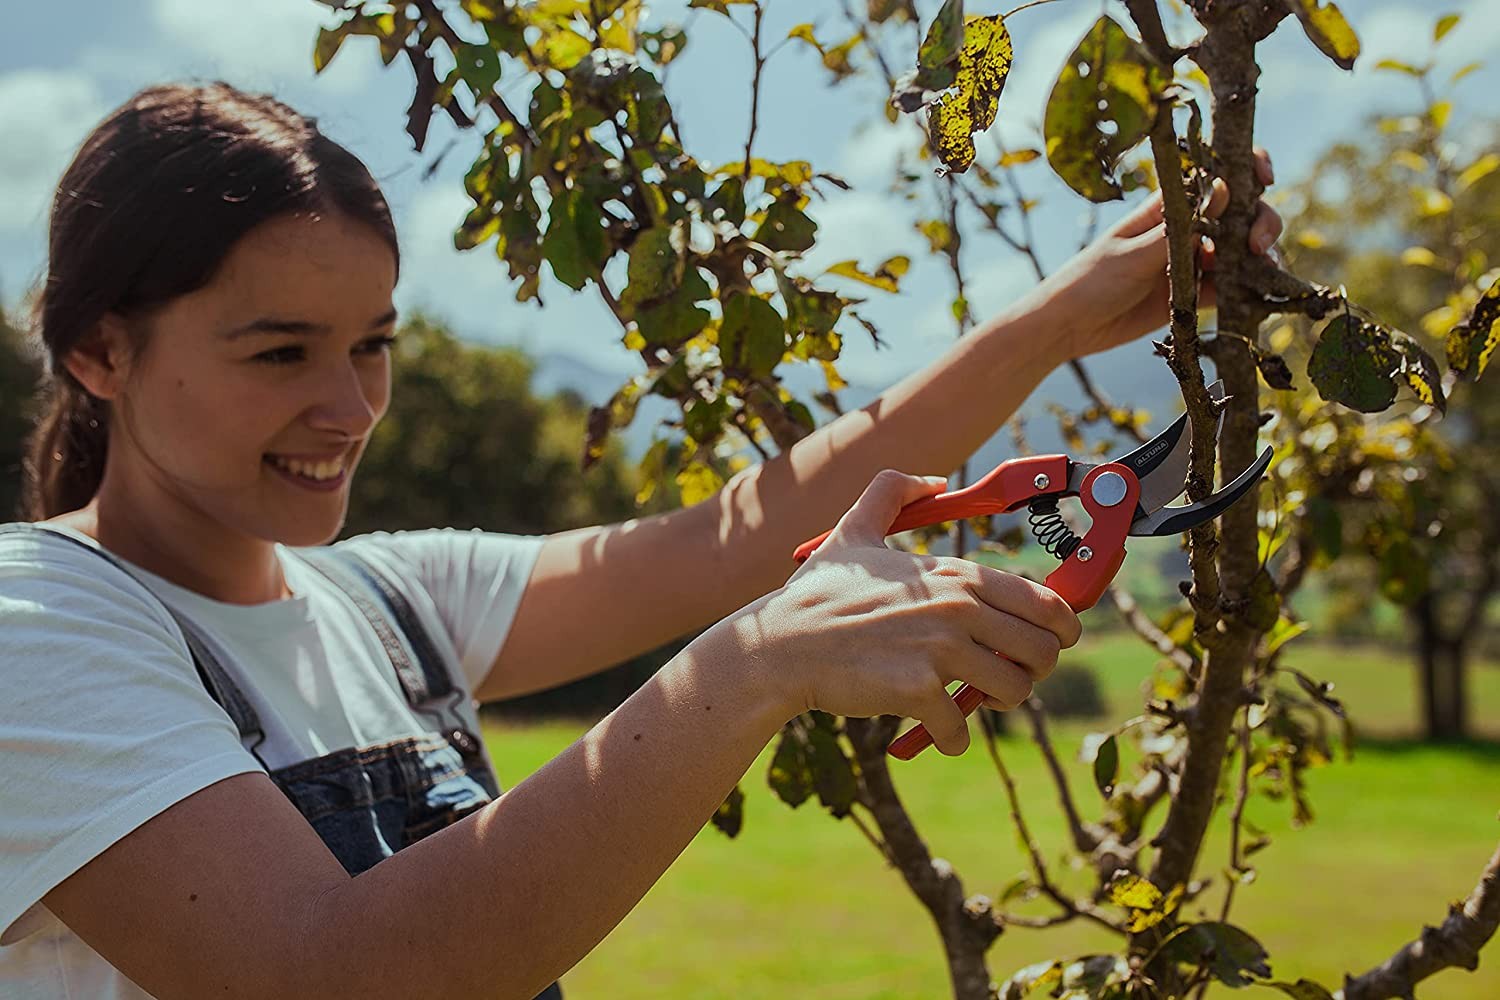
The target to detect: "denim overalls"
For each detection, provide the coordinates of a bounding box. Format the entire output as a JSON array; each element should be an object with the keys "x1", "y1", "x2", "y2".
[{"x1": 4, "y1": 524, "x2": 563, "y2": 1000}]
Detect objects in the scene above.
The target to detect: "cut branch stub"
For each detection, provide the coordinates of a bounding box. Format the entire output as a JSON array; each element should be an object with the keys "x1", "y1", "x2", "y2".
[{"x1": 1043, "y1": 16, "x2": 1169, "y2": 203}]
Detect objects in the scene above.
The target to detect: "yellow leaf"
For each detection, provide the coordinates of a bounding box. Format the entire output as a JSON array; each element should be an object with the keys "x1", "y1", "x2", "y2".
[
  {"x1": 928, "y1": 14, "x2": 1015, "y2": 173},
  {"x1": 1108, "y1": 874, "x2": 1163, "y2": 910},
  {"x1": 820, "y1": 360, "x2": 848, "y2": 391},
  {"x1": 1415, "y1": 187, "x2": 1453, "y2": 217},
  {"x1": 676, "y1": 461, "x2": 725, "y2": 507},
  {"x1": 1451, "y1": 61, "x2": 1484, "y2": 85},
  {"x1": 999, "y1": 147, "x2": 1041, "y2": 167},
  {"x1": 1295, "y1": 230, "x2": 1328, "y2": 250},
  {"x1": 1268, "y1": 323, "x2": 1295, "y2": 353},
  {"x1": 1374, "y1": 58, "x2": 1423, "y2": 77},
  {"x1": 1430, "y1": 99, "x2": 1453, "y2": 131},
  {"x1": 788, "y1": 22, "x2": 819, "y2": 50},
  {"x1": 1290, "y1": 0, "x2": 1361, "y2": 70},
  {"x1": 1401, "y1": 246, "x2": 1440, "y2": 268},
  {"x1": 1435, "y1": 13, "x2": 1460, "y2": 42},
  {"x1": 1458, "y1": 153, "x2": 1500, "y2": 193},
  {"x1": 623, "y1": 329, "x2": 647, "y2": 351},
  {"x1": 1421, "y1": 304, "x2": 1459, "y2": 338},
  {"x1": 1392, "y1": 150, "x2": 1428, "y2": 173}
]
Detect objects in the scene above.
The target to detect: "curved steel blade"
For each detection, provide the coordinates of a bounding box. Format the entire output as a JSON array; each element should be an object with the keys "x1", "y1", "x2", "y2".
[
  {"x1": 1129, "y1": 445, "x2": 1274, "y2": 537},
  {"x1": 1111, "y1": 380, "x2": 1227, "y2": 519}
]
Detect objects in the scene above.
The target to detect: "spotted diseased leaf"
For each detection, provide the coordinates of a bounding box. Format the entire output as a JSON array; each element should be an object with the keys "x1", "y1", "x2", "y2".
[
  {"x1": 1043, "y1": 17, "x2": 1168, "y2": 203},
  {"x1": 1307, "y1": 313, "x2": 1399, "y2": 412},
  {"x1": 1107, "y1": 873, "x2": 1162, "y2": 911},
  {"x1": 825, "y1": 256, "x2": 910, "y2": 292},
  {"x1": 710, "y1": 783, "x2": 744, "y2": 837},
  {"x1": 1391, "y1": 332, "x2": 1446, "y2": 412},
  {"x1": 1000, "y1": 960, "x2": 1062, "y2": 1000},
  {"x1": 1447, "y1": 273, "x2": 1500, "y2": 380},
  {"x1": 927, "y1": 14, "x2": 1014, "y2": 173},
  {"x1": 719, "y1": 293, "x2": 786, "y2": 379},
  {"x1": 1289, "y1": 0, "x2": 1361, "y2": 71},
  {"x1": 1159, "y1": 922, "x2": 1271, "y2": 986}
]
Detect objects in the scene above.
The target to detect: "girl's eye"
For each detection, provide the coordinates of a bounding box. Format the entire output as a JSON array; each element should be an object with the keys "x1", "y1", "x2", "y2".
[{"x1": 253, "y1": 335, "x2": 398, "y2": 366}]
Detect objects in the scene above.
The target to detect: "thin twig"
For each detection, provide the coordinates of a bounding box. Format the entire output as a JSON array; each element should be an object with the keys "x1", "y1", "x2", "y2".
[
  {"x1": 1217, "y1": 709, "x2": 1254, "y2": 923},
  {"x1": 1020, "y1": 698, "x2": 1098, "y2": 855},
  {"x1": 741, "y1": 2, "x2": 765, "y2": 180},
  {"x1": 1109, "y1": 585, "x2": 1197, "y2": 672}
]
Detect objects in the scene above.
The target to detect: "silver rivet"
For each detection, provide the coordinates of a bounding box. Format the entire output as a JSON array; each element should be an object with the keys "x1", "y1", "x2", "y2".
[
  {"x1": 1076, "y1": 546, "x2": 1094, "y2": 562},
  {"x1": 1091, "y1": 471, "x2": 1128, "y2": 508},
  {"x1": 1034, "y1": 473, "x2": 1050, "y2": 491}
]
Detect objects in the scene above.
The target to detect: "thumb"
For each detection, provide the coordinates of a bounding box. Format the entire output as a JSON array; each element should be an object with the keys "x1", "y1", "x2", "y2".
[{"x1": 829, "y1": 469, "x2": 948, "y2": 549}]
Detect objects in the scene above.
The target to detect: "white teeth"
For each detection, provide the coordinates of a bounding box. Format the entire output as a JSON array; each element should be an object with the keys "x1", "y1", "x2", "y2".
[{"x1": 269, "y1": 455, "x2": 344, "y2": 481}]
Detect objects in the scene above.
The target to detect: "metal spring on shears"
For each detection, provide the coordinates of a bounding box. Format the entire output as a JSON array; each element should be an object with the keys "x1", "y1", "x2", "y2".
[{"x1": 1027, "y1": 498, "x2": 1081, "y2": 560}]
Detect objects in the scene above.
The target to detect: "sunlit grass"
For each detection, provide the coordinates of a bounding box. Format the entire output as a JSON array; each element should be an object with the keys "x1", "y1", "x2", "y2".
[{"x1": 482, "y1": 638, "x2": 1500, "y2": 999}]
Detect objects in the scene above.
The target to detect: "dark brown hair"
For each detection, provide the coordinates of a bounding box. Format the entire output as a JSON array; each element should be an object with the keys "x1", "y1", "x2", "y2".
[{"x1": 19, "y1": 80, "x2": 400, "y2": 521}]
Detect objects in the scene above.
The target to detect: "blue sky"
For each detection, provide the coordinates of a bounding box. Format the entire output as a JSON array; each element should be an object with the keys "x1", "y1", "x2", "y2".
[{"x1": 3, "y1": 0, "x2": 1496, "y2": 416}]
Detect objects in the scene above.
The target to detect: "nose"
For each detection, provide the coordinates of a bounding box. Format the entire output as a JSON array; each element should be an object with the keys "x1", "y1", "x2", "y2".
[{"x1": 305, "y1": 358, "x2": 386, "y2": 438}]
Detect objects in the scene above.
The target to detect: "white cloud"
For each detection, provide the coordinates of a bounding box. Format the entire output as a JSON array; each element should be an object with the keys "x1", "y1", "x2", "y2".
[
  {"x1": 0, "y1": 71, "x2": 108, "y2": 232},
  {"x1": 150, "y1": 0, "x2": 373, "y2": 94}
]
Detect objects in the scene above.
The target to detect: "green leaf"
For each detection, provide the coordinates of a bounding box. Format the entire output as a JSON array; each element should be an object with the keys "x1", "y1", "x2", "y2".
[
  {"x1": 918, "y1": 0, "x2": 964, "y2": 72},
  {"x1": 1159, "y1": 922, "x2": 1272, "y2": 986},
  {"x1": 1307, "y1": 313, "x2": 1399, "y2": 412},
  {"x1": 1289, "y1": 0, "x2": 1361, "y2": 71},
  {"x1": 1448, "y1": 273, "x2": 1500, "y2": 380},
  {"x1": 1435, "y1": 13, "x2": 1461, "y2": 43},
  {"x1": 927, "y1": 14, "x2": 1014, "y2": 173},
  {"x1": 1264, "y1": 616, "x2": 1311, "y2": 658},
  {"x1": 1267, "y1": 980, "x2": 1336, "y2": 1000},
  {"x1": 454, "y1": 42, "x2": 502, "y2": 93},
  {"x1": 768, "y1": 727, "x2": 813, "y2": 808},
  {"x1": 1092, "y1": 733, "x2": 1119, "y2": 797},
  {"x1": 683, "y1": 395, "x2": 731, "y2": 445},
  {"x1": 758, "y1": 199, "x2": 818, "y2": 253},
  {"x1": 710, "y1": 783, "x2": 744, "y2": 837},
  {"x1": 636, "y1": 267, "x2": 711, "y2": 349},
  {"x1": 623, "y1": 223, "x2": 686, "y2": 307},
  {"x1": 543, "y1": 187, "x2": 608, "y2": 291},
  {"x1": 313, "y1": 25, "x2": 349, "y2": 73},
  {"x1": 1379, "y1": 535, "x2": 1429, "y2": 605},
  {"x1": 1043, "y1": 17, "x2": 1167, "y2": 203},
  {"x1": 807, "y1": 724, "x2": 858, "y2": 818},
  {"x1": 1246, "y1": 570, "x2": 1280, "y2": 631},
  {"x1": 1306, "y1": 496, "x2": 1343, "y2": 565},
  {"x1": 719, "y1": 293, "x2": 786, "y2": 378}
]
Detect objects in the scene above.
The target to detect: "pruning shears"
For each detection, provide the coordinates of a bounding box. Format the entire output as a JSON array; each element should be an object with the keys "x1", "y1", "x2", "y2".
[{"x1": 791, "y1": 380, "x2": 1272, "y2": 761}]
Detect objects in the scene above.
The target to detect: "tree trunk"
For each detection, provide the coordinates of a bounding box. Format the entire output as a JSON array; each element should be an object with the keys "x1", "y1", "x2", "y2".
[{"x1": 1411, "y1": 596, "x2": 1471, "y2": 741}]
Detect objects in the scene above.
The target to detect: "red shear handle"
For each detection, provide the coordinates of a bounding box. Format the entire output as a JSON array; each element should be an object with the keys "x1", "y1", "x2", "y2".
[
  {"x1": 792, "y1": 456, "x2": 1068, "y2": 565},
  {"x1": 887, "y1": 464, "x2": 1138, "y2": 761}
]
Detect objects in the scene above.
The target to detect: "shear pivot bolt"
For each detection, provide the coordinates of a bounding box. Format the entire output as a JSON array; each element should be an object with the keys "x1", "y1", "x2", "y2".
[
  {"x1": 1034, "y1": 474, "x2": 1050, "y2": 491},
  {"x1": 1076, "y1": 546, "x2": 1094, "y2": 562},
  {"x1": 1091, "y1": 471, "x2": 1128, "y2": 508}
]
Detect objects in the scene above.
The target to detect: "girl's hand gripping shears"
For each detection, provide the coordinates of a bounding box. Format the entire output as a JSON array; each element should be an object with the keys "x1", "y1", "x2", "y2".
[{"x1": 791, "y1": 381, "x2": 1272, "y2": 760}]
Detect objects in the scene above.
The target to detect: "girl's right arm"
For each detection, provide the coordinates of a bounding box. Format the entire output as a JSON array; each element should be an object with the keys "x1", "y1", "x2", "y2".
[{"x1": 43, "y1": 471, "x2": 1079, "y2": 1000}]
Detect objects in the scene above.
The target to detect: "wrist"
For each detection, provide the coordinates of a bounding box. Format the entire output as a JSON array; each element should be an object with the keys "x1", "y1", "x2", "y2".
[{"x1": 684, "y1": 598, "x2": 799, "y2": 735}]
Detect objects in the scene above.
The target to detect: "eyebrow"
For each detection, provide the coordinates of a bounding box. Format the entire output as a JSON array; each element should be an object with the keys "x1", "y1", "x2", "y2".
[{"x1": 220, "y1": 307, "x2": 400, "y2": 341}]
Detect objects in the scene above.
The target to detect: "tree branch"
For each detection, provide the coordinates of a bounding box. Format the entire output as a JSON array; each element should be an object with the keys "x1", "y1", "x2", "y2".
[
  {"x1": 1109, "y1": 585, "x2": 1198, "y2": 673},
  {"x1": 1340, "y1": 841, "x2": 1500, "y2": 1000},
  {"x1": 1019, "y1": 698, "x2": 1099, "y2": 855}
]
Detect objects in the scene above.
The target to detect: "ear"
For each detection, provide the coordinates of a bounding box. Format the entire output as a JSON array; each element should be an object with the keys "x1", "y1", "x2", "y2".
[{"x1": 61, "y1": 312, "x2": 136, "y2": 401}]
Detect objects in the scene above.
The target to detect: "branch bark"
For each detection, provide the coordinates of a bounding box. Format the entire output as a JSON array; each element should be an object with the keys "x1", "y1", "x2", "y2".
[{"x1": 1340, "y1": 841, "x2": 1500, "y2": 1000}]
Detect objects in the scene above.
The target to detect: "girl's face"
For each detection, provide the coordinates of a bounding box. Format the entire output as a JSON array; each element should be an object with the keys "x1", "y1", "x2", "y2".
[{"x1": 109, "y1": 210, "x2": 398, "y2": 548}]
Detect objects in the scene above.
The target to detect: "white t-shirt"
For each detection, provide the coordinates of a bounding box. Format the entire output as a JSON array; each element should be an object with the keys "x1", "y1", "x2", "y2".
[{"x1": 0, "y1": 523, "x2": 545, "y2": 999}]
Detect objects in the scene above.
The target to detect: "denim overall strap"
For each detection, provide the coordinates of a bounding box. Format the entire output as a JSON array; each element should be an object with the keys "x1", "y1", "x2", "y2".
[
  {"x1": 0, "y1": 524, "x2": 268, "y2": 758},
  {"x1": 292, "y1": 546, "x2": 501, "y2": 798}
]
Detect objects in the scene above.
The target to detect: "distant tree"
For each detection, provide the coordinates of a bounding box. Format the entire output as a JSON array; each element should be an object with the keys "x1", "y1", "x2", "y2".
[{"x1": 0, "y1": 307, "x2": 44, "y2": 521}]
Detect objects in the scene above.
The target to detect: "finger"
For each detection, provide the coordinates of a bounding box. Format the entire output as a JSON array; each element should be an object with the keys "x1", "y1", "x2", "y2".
[
  {"x1": 1253, "y1": 146, "x2": 1275, "y2": 187},
  {"x1": 962, "y1": 608, "x2": 1062, "y2": 683},
  {"x1": 1249, "y1": 201, "x2": 1283, "y2": 255},
  {"x1": 946, "y1": 643, "x2": 1038, "y2": 704},
  {"x1": 1203, "y1": 177, "x2": 1229, "y2": 219},
  {"x1": 1109, "y1": 189, "x2": 1165, "y2": 239},
  {"x1": 964, "y1": 563, "x2": 1083, "y2": 648},
  {"x1": 829, "y1": 469, "x2": 947, "y2": 549},
  {"x1": 911, "y1": 684, "x2": 971, "y2": 756}
]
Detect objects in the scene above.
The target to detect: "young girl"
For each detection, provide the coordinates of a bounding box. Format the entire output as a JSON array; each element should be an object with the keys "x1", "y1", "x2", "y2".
[{"x1": 0, "y1": 81, "x2": 1280, "y2": 999}]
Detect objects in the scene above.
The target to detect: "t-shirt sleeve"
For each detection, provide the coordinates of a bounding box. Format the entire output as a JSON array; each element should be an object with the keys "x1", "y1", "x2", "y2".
[
  {"x1": 332, "y1": 527, "x2": 546, "y2": 693},
  {"x1": 0, "y1": 536, "x2": 263, "y2": 945}
]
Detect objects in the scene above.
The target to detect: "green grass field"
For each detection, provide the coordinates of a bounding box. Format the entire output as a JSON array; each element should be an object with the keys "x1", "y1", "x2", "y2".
[{"x1": 483, "y1": 637, "x2": 1500, "y2": 999}]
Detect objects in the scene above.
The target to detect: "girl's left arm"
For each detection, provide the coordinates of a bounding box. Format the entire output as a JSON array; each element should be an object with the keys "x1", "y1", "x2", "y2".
[{"x1": 476, "y1": 164, "x2": 1283, "y2": 704}]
